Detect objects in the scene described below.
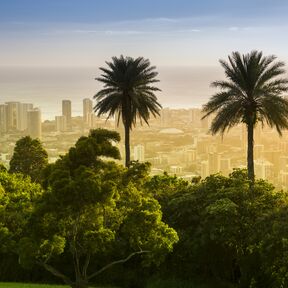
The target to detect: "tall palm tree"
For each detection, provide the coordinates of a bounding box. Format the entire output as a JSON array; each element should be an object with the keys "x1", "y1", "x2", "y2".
[
  {"x1": 202, "y1": 51, "x2": 288, "y2": 182},
  {"x1": 94, "y1": 55, "x2": 162, "y2": 167}
]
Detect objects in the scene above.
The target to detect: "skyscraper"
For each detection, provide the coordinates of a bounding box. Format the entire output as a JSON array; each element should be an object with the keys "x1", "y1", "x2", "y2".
[
  {"x1": 55, "y1": 115, "x2": 67, "y2": 132},
  {"x1": 27, "y1": 108, "x2": 42, "y2": 139},
  {"x1": 83, "y1": 98, "x2": 93, "y2": 125},
  {"x1": 0, "y1": 104, "x2": 8, "y2": 133},
  {"x1": 134, "y1": 144, "x2": 145, "y2": 162},
  {"x1": 4, "y1": 102, "x2": 33, "y2": 132},
  {"x1": 17, "y1": 103, "x2": 33, "y2": 131},
  {"x1": 62, "y1": 100, "x2": 71, "y2": 130},
  {"x1": 6, "y1": 102, "x2": 19, "y2": 130},
  {"x1": 208, "y1": 152, "x2": 221, "y2": 175}
]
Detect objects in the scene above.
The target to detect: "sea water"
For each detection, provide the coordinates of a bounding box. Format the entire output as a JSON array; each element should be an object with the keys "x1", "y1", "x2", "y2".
[{"x1": 0, "y1": 65, "x2": 221, "y2": 120}]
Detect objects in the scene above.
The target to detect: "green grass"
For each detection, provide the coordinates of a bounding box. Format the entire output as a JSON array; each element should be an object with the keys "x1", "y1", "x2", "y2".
[
  {"x1": 0, "y1": 283, "x2": 118, "y2": 288},
  {"x1": 0, "y1": 280, "x2": 235, "y2": 288}
]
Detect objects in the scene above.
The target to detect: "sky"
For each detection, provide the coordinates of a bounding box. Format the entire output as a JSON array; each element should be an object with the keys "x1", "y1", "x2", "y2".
[
  {"x1": 1, "y1": 0, "x2": 288, "y2": 118},
  {"x1": 1, "y1": 0, "x2": 288, "y2": 67}
]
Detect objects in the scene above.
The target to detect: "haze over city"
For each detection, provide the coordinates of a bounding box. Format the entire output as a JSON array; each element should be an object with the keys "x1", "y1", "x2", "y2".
[{"x1": 1, "y1": 0, "x2": 288, "y2": 118}]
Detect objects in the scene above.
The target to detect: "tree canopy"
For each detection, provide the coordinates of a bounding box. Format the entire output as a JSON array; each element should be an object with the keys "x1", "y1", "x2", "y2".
[
  {"x1": 0, "y1": 169, "x2": 43, "y2": 254},
  {"x1": 18, "y1": 129, "x2": 178, "y2": 288},
  {"x1": 9, "y1": 136, "x2": 48, "y2": 182},
  {"x1": 162, "y1": 170, "x2": 288, "y2": 287}
]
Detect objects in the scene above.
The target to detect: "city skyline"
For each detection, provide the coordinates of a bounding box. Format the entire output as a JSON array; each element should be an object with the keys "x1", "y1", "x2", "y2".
[
  {"x1": 2, "y1": 1, "x2": 288, "y2": 186},
  {"x1": 2, "y1": 100, "x2": 288, "y2": 189},
  {"x1": 1, "y1": 1, "x2": 288, "y2": 120}
]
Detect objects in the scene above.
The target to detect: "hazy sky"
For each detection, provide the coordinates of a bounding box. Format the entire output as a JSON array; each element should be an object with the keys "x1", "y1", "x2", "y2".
[
  {"x1": 2, "y1": 0, "x2": 288, "y2": 118},
  {"x1": 1, "y1": 0, "x2": 288, "y2": 67}
]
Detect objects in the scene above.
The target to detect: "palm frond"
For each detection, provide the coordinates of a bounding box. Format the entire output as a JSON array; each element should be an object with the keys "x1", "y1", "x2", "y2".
[
  {"x1": 203, "y1": 50, "x2": 288, "y2": 135},
  {"x1": 94, "y1": 55, "x2": 161, "y2": 130}
]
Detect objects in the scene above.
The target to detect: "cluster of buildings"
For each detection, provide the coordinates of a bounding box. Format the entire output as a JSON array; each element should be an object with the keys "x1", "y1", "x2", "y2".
[
  {"x1": 0, "y1": 98, "x2": 107, "y2": 166},
  {"x1": 55, "y1": 98, "x2": 94, "y2": 132},
  {"x1": 0, "y1": 102, "x2": 41, "y2": 138},
  {"x1": 0, "y1": 98, "x2": 96, "y2": 138},
  {"x1": 2, "y1": 102, "x2": 288, "y2": 189},
  {"x1": 122, "y1": 107, "x2": 288, "y2": 189}
]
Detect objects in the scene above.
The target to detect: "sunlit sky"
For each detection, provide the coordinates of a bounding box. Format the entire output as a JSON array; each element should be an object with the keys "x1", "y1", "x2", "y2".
[
  {"x1": 1, "y1": 0, "x2": 288, "y2": 117},
  {"x1": 1, "y1": 0, "x2": 288, "y2": 67}
]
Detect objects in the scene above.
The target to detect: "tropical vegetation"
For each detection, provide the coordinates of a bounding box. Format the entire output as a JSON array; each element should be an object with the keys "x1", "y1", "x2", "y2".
[
  {"x1": 202, "y1": 50, "x2": 288, "y2": 182},
  {"x1": 6, "y1": 129, "x2": 178, "y2": 288},
  {"x1": 1, "y1": 129, "x2": 288, "y2": 287},
  {"x1": 94, "y1": 55, "x2": 162, "y2": 167}
]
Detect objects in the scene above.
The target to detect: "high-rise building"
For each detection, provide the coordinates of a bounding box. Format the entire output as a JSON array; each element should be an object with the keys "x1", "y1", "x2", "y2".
[
  {"x1": 184, "y1": 149, "x2": 197, "y2": 163},
  {"x1": 1, "y1": 102, "x2": 33, "y2": 132},
  {"x1": 17, "y1": 103, "x2": 33, "y2": 131},
  {"x1": 201, "y1": 160, "x2": 209, "y2": 178},
  {"x1": 83, "y1": 98, "x2": 93, "y2": 125},
  {"x1": 208, "y1": 152, "x2": 221, "y2": 175},
  {"x1": 55, "y1": 115, "x2": 67, "y2": 132},
  {"x1": 0, "y1": 104, "x2": 8, "y2": 133},
  {"x1": 254, "y1": 159, "x2": 274, "y2": 180},
  {"x1": 6, "y1": 102, "x2": 19, "y2": 130},
  {"x1": 189, "y1": 108, "x2": 201, "y2": 127},
  {"x1": 62, "y1": 100, "x2": 71, "y2": 130},
  {"x1": 134, "y1": 144, "x2": 145, "y2": 162},
  {"x1": 27, "y1": 108, "x2": 42, "y2": 139}
]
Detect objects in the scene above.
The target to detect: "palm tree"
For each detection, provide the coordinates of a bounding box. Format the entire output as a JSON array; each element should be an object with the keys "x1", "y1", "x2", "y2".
[
  {"x1": 202, "y1": 51, "x2": 288, "y2": 182},
  {"x1": 94, "y1": 55, "x2": 162, "y2": 167}
]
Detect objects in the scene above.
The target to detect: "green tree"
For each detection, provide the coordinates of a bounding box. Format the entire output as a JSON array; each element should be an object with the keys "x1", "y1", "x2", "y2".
[
  {"x1": 144, "y1": 171, "x2": 189, "y2": 208},
  {"x1": 9, "y1": 136, "x2": 48, "y2": 182},
  {"x1": 202, "y1": 51, "x2": 288, "y2": 182},
  {"x1": 257, "y1": 202, "x2": 288, "y2": 288},
  {"x1": 66, "y1": 128, "x2": 121, "y2": 170},
  {"x1": 162, "y1": 170, "x2": 287, "y2": 287},
  {"x1": 0, "y1": 169, "x2": 42, "y2": 254},
  {"x1": 19, "y1": 129, "x2": 178, "y2": 288},
  {"x1": 94, "y1": 55, "x2": 162, "y2": 167}
]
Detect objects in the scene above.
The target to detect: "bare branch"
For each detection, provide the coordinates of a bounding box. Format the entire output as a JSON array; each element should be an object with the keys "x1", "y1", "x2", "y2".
[
  {"x1": 87, "y1": 250, "x2": 150, "y2": 281},
  {"x1": 38, "y1": 261, "x2": 73, "y2": 286}
]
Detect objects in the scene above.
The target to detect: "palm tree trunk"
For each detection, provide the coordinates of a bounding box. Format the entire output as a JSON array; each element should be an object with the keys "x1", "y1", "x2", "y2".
[
  {"x1": 124, "y1": 124, "x2": 130, "y2": 167},
  {"x1": 247, "y1": 122, "x2": 255, "y2": 183}
]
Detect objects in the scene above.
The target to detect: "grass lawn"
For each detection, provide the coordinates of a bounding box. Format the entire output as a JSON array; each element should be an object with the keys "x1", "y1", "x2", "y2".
[
  {"x1": 0, "y1": 280, "x2": 235, "y2": 288},
  {"x1": 0, "y1": 283, "x2": 118, "y2": 288}
]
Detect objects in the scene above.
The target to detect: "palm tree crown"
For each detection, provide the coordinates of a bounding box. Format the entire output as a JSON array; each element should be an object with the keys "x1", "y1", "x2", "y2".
[
  {"x1": 202, "y1": 50, "x2": 288, "y2": 182},
  {"x1": 94, "y1": 55, "x2": 162, "y2": 167}
]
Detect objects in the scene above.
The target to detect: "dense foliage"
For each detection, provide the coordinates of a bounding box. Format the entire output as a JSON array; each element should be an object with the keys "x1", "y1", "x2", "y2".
[
  {"x1": 9, "y1": 136, "x2": 48, "y2": 183},
  {"x1": 0, "y1": 170, "x2": 44, "y2": 281},
  {"x1": 159, "y1": 170, "x2": 288, "y2": 288},
  {"x1": 1, "y1": 129, "x2": 288, "y2": 288},
  {"x1": 17, "y1": 129, "x2": 178, "y2": 288}
]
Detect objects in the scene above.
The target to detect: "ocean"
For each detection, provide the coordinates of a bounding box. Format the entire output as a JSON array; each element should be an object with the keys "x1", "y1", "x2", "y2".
[{"x1": 0, "y1": 66, "x2": 222, "y2": 120}]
